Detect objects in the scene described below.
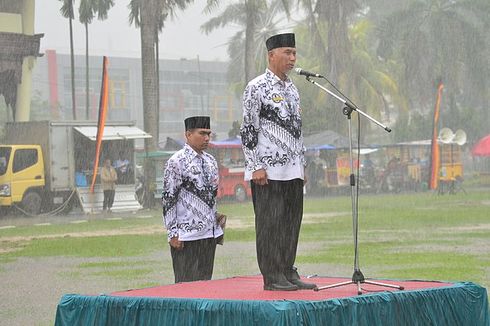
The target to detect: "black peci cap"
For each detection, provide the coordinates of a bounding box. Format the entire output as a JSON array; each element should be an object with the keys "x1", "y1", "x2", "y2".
[
  {"x1": 184, "y1": 116, "x2": 211, "y2": 130},
  {"x1": 266, "y1": 33, "x2": 295, "y2": 51}
]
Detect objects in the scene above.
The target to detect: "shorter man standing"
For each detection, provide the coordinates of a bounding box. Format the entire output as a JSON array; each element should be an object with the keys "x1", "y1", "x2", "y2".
[
  {"x1": 101, "y1": 158, "x2": 117, "y2": 212},
  {"x1": 162, "y1": 116, "x2": 225, "y2": 283}
]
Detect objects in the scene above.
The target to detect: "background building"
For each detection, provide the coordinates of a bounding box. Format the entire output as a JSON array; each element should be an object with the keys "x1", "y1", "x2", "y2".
[{"x1": 31, "y1": 51, "x2": 241, "y2": 143}]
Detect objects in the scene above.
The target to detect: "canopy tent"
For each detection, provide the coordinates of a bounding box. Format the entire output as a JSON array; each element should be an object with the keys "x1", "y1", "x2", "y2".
[
  {"x1": 355, "y1": 148, "x2": 379, "y2": 155},
  {"x1": 136, "y1": 150, "x2": 175, "y2": 159},
  {"x1": 303, "y1": 130, "x2": 349, "y2": 149},
  {"x1": 74, "y1": 126, "x2": 151, "y2": 141},
  {"x1": 160, "y1": 137, "x2": 185, "y2": 151},
  {"x1": 307, "y1": 144, "x2": 336, "y2": 151},
  {"x1": 209, "y1": 137, "x2": 242, "y2": 148},
  {"x1": 471, "y1": 135, "x2": 490, "y2": 156}
]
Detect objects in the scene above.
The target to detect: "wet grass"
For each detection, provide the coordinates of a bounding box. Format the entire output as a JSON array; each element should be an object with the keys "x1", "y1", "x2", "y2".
[
  {"x1": 78, "y1": 260, "x2": 159, "y2": 269},
  {"x1": 295, "y1": 190, "x2": 490, "y2": 287},
  {"x1": 0, "y1": 188, "x2": 489, "y2": 289},
  {"x1": 2, "y1": 234, "x2": 165, "y2": 258},
  {"x1": 0, "y1": 215, "x2": 157, "y2": 237},
  {"x1": 92, "y1": 267, "x2": 155, "y2": 280}
]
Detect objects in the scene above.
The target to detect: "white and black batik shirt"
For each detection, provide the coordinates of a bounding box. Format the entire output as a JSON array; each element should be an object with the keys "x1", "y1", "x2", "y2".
[
  {"x1": 162, "y1": 143, "x2": 223, "y2": 242},
  {"x1": 240, "y1": 69, "x2": 306, "y2": 181}
]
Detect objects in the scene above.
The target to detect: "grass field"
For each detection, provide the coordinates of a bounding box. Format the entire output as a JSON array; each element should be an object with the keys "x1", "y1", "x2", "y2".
[{"x1": 0, "y1": 188, "x2": 489, "y2": 325}]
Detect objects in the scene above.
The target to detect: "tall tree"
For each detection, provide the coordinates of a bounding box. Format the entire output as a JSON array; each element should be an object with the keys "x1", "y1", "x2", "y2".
[
  {"x1": 129, "y1": 0, "x2": 194, "y2": 147},
  {"x1": 338, "y1": 19, "x2": 406, "y2": 139},
  {"x1": 295, "y1": 19, "x2": 405, "y2": 140},
  {"x1": 59, "y1": 0, "x2": 77, "y2": 120},
  {"x1": 376, "y1": 0, "x2": 490, "y2": 136},
  {"x1": 128, "y1": 0, "x2": 193, "y2": 206},
  {"x1": 129, "y1": 0, "x2": 159, "y2": 207},
  {"x1": 317, "y1": 0, "x2": 359, "y2": 80},
  {"x1": 295, "y1": 0, "x2": 358, "y2": 81},
  {"x1": 79, "y1": 0, "x2": 114, "y2": 120},
  {"x1": 202, "y1": 0, "x2": 290, "y2": 89},
  {"x1": 293, "y1": 0, "x2": 360, "y2": 131}
]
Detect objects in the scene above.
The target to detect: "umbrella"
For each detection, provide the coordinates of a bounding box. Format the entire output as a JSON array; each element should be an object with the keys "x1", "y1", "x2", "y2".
[{"x1": 471, "y1": 135, "x2": 490, "y2": 156}]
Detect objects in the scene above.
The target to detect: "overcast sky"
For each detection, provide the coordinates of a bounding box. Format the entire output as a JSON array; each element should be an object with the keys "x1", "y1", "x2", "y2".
[{"x1": 35, "y1": 1, "x2": 237, "y2": 62}]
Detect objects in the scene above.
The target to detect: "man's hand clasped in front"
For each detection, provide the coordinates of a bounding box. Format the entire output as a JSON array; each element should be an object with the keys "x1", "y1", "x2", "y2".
[
  {"x1": 252, "y1": 169, "x2": 268, "y2": 186},
  {"x1": 216, "y1": 213, "x2": 227, "y2": 228},
  {"x1": 169, "y1": 236, "x2": 183, "y2": 250}
]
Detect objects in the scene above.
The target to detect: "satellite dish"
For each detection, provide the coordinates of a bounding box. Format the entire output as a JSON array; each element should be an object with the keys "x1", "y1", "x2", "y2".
[
  {"x1": 453, "y1": 129, "x2": 467, "y2": 146},
  {"x1": 439, "y1": 128, "x2": 454, "y2": 144}
]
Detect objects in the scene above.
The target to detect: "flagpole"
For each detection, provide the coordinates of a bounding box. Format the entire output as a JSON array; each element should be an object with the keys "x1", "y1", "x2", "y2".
[
  {"x1": 429, "y1": 82, "x2": 444, "y2": 190},
  {"x1": 90, "y1": 56, "x2": 109, "y2": 193}
]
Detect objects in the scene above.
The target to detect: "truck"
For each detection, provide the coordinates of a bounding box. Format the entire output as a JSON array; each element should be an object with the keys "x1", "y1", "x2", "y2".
[
  {"x1": 0, "y1": 120, "x2": 151, "y2": 215},
  {"x1": 154, "y1": 137, "x2": 251, "y2": 203},
  {"x1": 207, "y1": 138, "x2": 251, "y2": 202}
]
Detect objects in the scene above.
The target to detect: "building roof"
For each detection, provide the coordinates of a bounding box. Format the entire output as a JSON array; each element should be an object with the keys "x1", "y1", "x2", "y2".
[{"x1": 303, "y1": 130, "x2": 350, "y2": 149}]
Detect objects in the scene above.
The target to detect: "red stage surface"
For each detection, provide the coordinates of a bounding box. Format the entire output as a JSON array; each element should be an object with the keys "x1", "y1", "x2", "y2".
[
  {"x1": 111, "y1": 275, "x2": 452, "y2": 300},
  {"x1": 56, "y1": 275, "x2": 489, "y2": 325}
]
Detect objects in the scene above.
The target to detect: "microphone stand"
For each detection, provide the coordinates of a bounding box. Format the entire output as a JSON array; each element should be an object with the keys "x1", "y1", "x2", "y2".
[{"x1": 303, "y1": 76, "x2": 403, "y2": 295}]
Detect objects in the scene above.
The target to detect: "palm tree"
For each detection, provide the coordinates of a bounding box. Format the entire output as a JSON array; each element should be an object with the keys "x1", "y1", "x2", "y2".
[
  {"x1": 204, "y1": 0, "x2": 262, "y2": 83},
  {"x1": 128, "y1": 0, "x2": 159, "y2": 207},
  {"x1": 295, "y1": 19, "x2": 406, "y2": 139},
  {"x1": 202, "y1": 0, "x2": 291, "y2": 88},
  {"x1": 289, "y1": 1, "x2": 400, "y2": 136},
  {"x1": 202, "y1": 0, "x2": 405, "y2": 138},
  {"x1": 343, "y1": 20, "x2": 407, "y2": 135},
  {"x1": 59, "y1": 0, "x2": 77, "y2": 119},
  {"x1": 78, "y1": 0, "x2": 114, "y2": 120},
  {"x1": 128, "y1": 0, "x2": 194, "y2": 145},
  {"x1": 376, "y1": 0, "x2": 490, "y2": 120},
  {"x1": 296, "y1": 0, "x2": 359, "y2": 81},
  {"x1": 128, "y1": 0, "x2": 194, "y2": 207},
  {"x1": 260, "y1": 0, "x2": 361, "y2": 133}
]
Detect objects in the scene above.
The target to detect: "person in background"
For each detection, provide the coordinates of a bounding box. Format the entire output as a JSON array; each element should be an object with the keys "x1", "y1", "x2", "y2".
[
  {"x1": 240, "y1": 32, "x2": 316, "y2": 291},
  {"x1": 361, "y1": 154, "x2": 376, "y2": 188},
  {"x1": 114, "y1": 151, "x2": 130, "y2": 184},
  {"x1": 162, "y1": 116, "x2": 226, "y2": 283},
  {"x1": 101, "y1": 158, "x2": 117, "y2": 212},
  {"x1": 362, "y1": 154, "x2": 374, "y2": 170}
]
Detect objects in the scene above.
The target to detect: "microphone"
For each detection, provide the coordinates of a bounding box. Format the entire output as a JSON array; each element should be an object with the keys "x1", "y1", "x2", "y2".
[{"x1": 294, "y1": 67, "x2": 324, "y2": 78}]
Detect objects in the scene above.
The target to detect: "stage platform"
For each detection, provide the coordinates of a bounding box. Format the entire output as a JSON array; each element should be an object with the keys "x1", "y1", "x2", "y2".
[{"x1": 55, "y1": 275, "x2": 489, "y2": 325}]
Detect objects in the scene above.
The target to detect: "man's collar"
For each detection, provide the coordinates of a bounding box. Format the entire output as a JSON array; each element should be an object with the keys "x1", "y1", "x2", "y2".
[
  {"x1": 184, "y1": 143, "x2": 202, "y2": 158},
  {"x1": 266, "y1": 68, "x2": 292, "y2": 86}
]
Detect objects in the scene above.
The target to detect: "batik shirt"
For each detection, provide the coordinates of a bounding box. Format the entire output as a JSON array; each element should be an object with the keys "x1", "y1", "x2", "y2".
[
  {"x1": 240, "y1": 69, "x2": 306, "y2": 181},
  {"x1": 162, "y1": 143, "x2": 223, "y2": 242}
]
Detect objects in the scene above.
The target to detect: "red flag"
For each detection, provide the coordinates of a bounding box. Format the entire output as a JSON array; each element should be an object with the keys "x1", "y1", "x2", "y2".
[
  {"x1": 90, "y1": 56, "x2": 109, "y2": 193},
  {"x1": 429, "y1": 82, "x2": 443, "y2": 190}
]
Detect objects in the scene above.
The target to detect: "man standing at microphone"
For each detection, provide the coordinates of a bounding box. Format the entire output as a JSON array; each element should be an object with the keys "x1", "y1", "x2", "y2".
[{"x1": 240, "y1": 33, "x2": 316, "y2": 291}]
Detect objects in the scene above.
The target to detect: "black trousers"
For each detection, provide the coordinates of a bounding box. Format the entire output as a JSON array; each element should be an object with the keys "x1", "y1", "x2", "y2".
[
  {"x1": 251, "y1": 179, "x2": 304, "y2": 284},
  {"x1": 103, "y1": 190, "x2": 115, "y2": 210},
  {"x1": 170, "y1": 237, "x2": 217, "y2": 283}
]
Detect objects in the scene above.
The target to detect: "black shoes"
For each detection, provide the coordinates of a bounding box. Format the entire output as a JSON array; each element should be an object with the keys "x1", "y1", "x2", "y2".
[
  {"x1": 264, "y1": 280, "x2": 298, "y2": 291},
  {"x1": 264, "y1": 274, "x2": 298, "y2": 291},
  {"x1": 263, "y1": 271, "x2": 317, "y2": 291},
  {"x1": 289, "y1": 278, "x2": 317, "y2": 290},
  {"x1": 285, "y1": 266, "x2": 317, "y2": 290}
]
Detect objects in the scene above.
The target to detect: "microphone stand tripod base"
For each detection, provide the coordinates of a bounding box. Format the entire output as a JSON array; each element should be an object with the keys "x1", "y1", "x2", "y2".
[{"x1": 314, "y1": 269, "x2": 404, "y2": 295}]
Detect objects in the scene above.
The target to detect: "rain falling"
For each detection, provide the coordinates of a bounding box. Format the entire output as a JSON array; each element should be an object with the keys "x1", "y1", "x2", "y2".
[{"x1": 0, "y1": 0, "x2": 489, "y2": 325}]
